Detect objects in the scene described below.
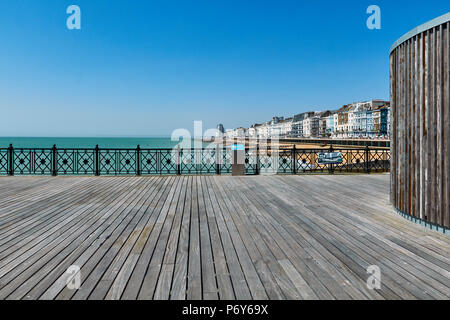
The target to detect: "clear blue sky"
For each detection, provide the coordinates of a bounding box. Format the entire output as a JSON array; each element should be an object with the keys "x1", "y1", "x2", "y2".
[{"x1": 0, "y1": 0, "x2": 448, "y2": 137}]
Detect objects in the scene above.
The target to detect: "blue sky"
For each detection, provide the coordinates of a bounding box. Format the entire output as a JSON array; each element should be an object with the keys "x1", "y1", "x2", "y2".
[{"x1": 0, "y1": 0, "x2": 448, "y2": 137}]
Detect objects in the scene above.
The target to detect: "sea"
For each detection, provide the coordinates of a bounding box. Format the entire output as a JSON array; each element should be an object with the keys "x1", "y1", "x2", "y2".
[{"x1": 0, "y1": 137, "x2": 207, "y2": 149}]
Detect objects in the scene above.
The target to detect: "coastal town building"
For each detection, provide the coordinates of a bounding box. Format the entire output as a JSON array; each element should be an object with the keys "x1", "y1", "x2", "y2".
[
  {"x1": 334, "y1": 105, "x2": 350, "y2": 138},
  {"x1": 387, "y1": 108, "x2": 391, "y2": 137},
  {"x1": 235, "y1": 127, "x2": 248, "y2": 138},
  {"x1": 290, "y1": 112, "x2": 314, "y2": 138},
  {"x1": 280, "y1": 117, "x2": 293, "y2": 137},
  {"x1": 224, "y1": 129, "x2": 234, "y2": 139},
  {"x1": 325, "y1": 114, "x2": 335, "y2": 137},
  {"x1": 319, "y1": 117, "x2": 327, "y2": 137},
  {"x1": 373, "y1": 106, "x2": 389, "y2": 138},
  {"x1": 302, "y1": 116, "x2": 320, "y2": 138},
  {"x1": 317, "y1": 111, "x2": 332, "y2": 137},
  {"x1": 248, "y1": 125, "x2": 257, "y2": 138},
  {"x1": 269, "y1": 117, "x2": 283, "y2": 137},
  {"x1": 258, "y1": 122, "x2": 270, "y2": 138},
  {"x1": 218, "y1": 99, "x2": 391, "y2": 140},
  {"x1": 217, "y1": 124, "x2": 225, "y2": 134},
  {"x1": 333, "y1": 100, "x2": 390, "y2": 138}
]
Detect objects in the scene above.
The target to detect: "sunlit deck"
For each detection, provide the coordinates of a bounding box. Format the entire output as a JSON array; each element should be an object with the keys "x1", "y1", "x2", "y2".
[{"x1": 0, "y1": 174, "x2": 449, "y2": 300}]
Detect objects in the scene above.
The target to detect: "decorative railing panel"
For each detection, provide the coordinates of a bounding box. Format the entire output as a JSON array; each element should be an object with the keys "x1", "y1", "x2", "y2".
[
  {"x1": 244, "y1": 149, "x2": 258, "y2": 175},
  {"x1": 56, "y1": 149, "x2": 96, "y2": 175},
  {"x1": 0, "y1": 149, "x2": 9, "y2": 175},
  {"x1": 0, "y1": 144, "x2": 390, "y2": 176},
  {"x1": 99, "y1": 149, "x2": 138, "y2": 175},
  {"x1": 13, "y1": 148, "x2": 53, "y2": 175},
  {"x1": 220, "y1": 150, "x2": 232, "y2": 174},
  {"x1": 295, "y1": 150, "x2": 326, "y2": 173}
]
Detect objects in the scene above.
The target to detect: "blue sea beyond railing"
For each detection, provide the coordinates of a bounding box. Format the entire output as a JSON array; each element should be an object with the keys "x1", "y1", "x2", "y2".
[{"x1": 0, "y1": 137, "x2": 200, "y2": 149}]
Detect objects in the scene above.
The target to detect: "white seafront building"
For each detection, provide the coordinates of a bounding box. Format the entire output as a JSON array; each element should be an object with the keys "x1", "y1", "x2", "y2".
[{"x1": 219, "y1": 99, "x2": 390, "y2": 140}]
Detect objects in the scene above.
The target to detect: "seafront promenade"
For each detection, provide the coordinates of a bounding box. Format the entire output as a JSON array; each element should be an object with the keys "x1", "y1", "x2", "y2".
[{"x1": 0, "y1": 174, "x2": 449, "y2": 300}]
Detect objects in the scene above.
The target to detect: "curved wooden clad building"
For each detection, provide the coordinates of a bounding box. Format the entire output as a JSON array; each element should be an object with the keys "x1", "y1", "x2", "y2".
[{"x1": 390, "y1": 13, "x2": 450, "y2": 231}]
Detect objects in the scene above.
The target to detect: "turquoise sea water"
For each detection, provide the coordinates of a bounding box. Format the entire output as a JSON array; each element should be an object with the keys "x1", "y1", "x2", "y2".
[{"x1": 0, "y1": 137, "x2": 204, "y2": 149}]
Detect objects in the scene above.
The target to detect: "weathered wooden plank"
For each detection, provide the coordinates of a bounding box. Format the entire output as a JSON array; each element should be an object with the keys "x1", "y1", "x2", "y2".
[
  {"x1": 200, "y1": 176, "x2": 235, "y2": 300},
  {"x1": 196, "y1": 176, "x2": 218, "y2": 300},
  {"x1": 153, "y1": 176, "x2": 188, "y2": 300},
  {"x1": 36, "y1": 177, "x2": 166, "y2": 300},
  {"x1": 87, "y1": 177, "x2": 174, "y2": 300},
  {"x1": 133, "y1": 176, "x2": 183, "y2": 300},
  {"x1": 0, "y1": 174, "x2": 448, "y2": 301},
  {"x1": 226, "y1": 178, "x2": 328, "y2": 300},
  {"x1": 211, "y1": 176, "x2": 268, "y2": 300},
  {"x1": 237, "y1": 176, "x2": 381, "y2": 300},
  {"x1": 0, "y1": 177, "x2": 120, "y2": 262},
  {"x1": 246, "y1": 177, "x2": 397, "y2": 299},
  {"x1": 186, "y1": 176, "x2": 202, "y2": 300},
  {"x1": 58, "y1": 177, "x2": 173, "y2": 300},
  {"x1": 203, "y1": 177, "x2": 252, "y2": 300},
  {"x1": 1, "y1": 177, "x2": 150, "y2": 299},
  {"x1": 219, "y1": 177, "x2": 289, "y2": 300},
  {"x1": 5, "y1": 178, "x2": 139, "y2": 298},
  {"x1": 169, "y1": 176, "x2": 192, "y2": 300}
]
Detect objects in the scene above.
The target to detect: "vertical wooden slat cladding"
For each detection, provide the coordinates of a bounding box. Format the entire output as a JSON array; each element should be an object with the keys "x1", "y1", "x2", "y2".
[
  {"x1": 390, "y1": 14, "x2": 450, "y2": 230},
  {"x1": 414, "y1": 35, "x2": 420, "y2": 221},
  {"x1": 390, "y1": 48, "x2": 397, "y2": 206},
  {"x1": 446, "y1": 22, "x2": 450, "y2": 228}
]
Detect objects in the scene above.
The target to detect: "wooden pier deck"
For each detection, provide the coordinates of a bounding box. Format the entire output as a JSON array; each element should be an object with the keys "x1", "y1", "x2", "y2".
[{"x1": 0, "y1": 174, "x2": 449, "y2": 300}]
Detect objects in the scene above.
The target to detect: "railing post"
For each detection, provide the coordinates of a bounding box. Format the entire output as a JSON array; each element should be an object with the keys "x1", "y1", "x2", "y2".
[
  {"x1": 8, "y1": 144, "x2": 14, "y2": 176},
  {"x1": 386, "y1": 149, "x2": 389, "y2": 172},
  {"x1": 215, "y1": 145, "x2": 220, "y2": 175},
  {"x1": 365, "y1": 145, "x2": 370, "y2": 174},
  {"x1": 136, "y1": 145, "x2": 141, "y2": 176},
  {"x1": 177, "y1": 146, "x2": 181, "y2": 175},
  {"x1": 328, "y1": 144, "x2": 334, "y2": 174},
  {"x1": 52, "y1": 144, "x2": 57, "y2": 176},
  {"x1": 255, "y1": 145, "x2": 260, "y2": 175},
  {"x1": 95, "y1": 145, "x2": 100, "y2": 176},
  {"x1": 292, "y1": 145, "x2": 297, "y2": 175}
]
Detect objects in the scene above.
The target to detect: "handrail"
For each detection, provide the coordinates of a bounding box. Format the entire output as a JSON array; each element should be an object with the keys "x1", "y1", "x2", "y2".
[{"x1": 0, "y1": 144, "x2": 390, "y2": 176}]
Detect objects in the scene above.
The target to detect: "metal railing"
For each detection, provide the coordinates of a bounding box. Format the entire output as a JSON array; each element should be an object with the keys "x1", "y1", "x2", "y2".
[{"x1": 0, "y1": 144, "x2": 390, "y2": 176}]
